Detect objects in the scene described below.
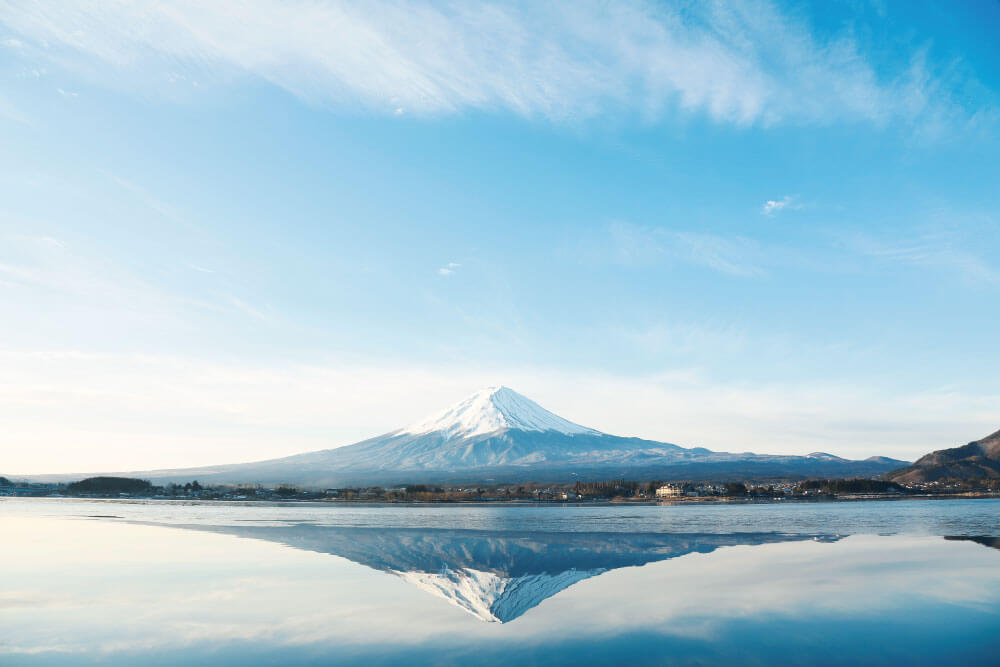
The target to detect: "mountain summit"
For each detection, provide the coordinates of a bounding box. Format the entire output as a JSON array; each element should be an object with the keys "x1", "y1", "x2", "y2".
[
  {"x1": 400, "y1": 386, "x2": 598, "y2": 440},
  {"x1": 82, "y1": 385, "x2": 909, "y2": 487}
]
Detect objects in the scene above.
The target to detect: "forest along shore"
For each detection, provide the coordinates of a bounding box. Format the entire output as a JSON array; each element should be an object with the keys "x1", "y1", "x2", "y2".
[{"x1": 2, "y1": 475, "x2": 997, "y2": 503}]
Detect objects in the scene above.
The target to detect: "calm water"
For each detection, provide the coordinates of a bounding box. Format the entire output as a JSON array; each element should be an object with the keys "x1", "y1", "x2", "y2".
[{"x1": 2, "y1": 498, "x2": 999, "y2": 665}]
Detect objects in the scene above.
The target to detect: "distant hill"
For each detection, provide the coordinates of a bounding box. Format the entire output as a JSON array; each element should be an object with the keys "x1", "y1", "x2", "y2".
[
  {"x1": 887, "y1": 429, "x2": 1000, "y2": 483},
  {"x1": 66, "y1": 476, "x2": 154, "y2": 496}
]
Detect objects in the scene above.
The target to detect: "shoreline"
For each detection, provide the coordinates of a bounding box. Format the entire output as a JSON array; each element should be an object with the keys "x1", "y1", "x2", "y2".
[{"x1": 5, "y1": 493, "x2": 998, "y2": 507}]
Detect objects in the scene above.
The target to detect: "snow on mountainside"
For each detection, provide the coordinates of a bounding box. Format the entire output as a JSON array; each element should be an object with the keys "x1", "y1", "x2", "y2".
[
  {"x1": 399, "y1": 386, "x2": 599, "y2": 439},
  {"x1": 806, "y1": 452, "x2": 847, "y2": 461}
]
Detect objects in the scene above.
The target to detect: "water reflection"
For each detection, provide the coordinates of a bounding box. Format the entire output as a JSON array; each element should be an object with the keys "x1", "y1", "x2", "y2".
[
  {"x1": 945, "y1": 535, "x2": 1000, "y2": 551},
  {"x1": 3, "y1": 500, "x2": 1000, "y2": 666},
  {"x1": 174, "y1": 524, "x2": 839, "y2": 622}
]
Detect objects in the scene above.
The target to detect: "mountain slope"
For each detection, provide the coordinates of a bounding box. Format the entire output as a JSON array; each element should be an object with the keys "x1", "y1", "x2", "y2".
[{"x1": 887, "y1": 429, "x2": 1000, "y2": 483}]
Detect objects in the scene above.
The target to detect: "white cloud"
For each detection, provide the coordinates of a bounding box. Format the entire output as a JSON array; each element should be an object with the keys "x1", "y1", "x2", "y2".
[
  {"x1": 761, "y1": 195, "x2": 796, "y2": 215},
  {"x1": 438, "y1": 262, "x2": 460, "y2": 276},
  {"x1": 55, "y1": 87, "x2": 77, "y2": 98},
  {"x1": 0, "y1": 0, "x2": 978, "y2": 128}
]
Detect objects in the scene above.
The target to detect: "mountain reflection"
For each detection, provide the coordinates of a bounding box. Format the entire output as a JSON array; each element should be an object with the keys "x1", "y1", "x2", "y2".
[
  {"x1": 944, "y1": 535, "x2": 1000, "y2": 551},
  {"x1": 173, "y1": 524, "x2": 840, "y2": 622}
]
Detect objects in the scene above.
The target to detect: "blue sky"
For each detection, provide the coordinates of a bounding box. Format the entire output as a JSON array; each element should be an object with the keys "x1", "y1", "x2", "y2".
[{"x1": 1, "y1": 1, "x2": 999, "y2": 472}]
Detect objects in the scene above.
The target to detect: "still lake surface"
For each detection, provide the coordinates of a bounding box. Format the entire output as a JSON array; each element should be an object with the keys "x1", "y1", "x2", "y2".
[{"x1": 2, "y1": 497, "x2": 999, "y2": 665}]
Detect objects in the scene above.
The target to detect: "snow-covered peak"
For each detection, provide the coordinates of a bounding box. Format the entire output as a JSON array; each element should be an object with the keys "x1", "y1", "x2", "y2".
[
  {"x1": 399, "y1": 386, "x2": 599, "y2": 439},
  {"x1": 806, "y1": 452, "x2": 847, "y2": 461}
]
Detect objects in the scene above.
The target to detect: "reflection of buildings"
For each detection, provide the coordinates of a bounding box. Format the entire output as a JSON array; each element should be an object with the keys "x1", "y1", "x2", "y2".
[
  {"x1": 0, "y1": 481, "x2": 63, "y2": 497},
  {"x1": 169, "y1": 523, "x2": 840, "y2": 623}
]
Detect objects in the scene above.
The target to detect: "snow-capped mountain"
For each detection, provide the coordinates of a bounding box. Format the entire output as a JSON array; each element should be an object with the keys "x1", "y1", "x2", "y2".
[
  {"x1": 260, "y1": 385, "x2": 699, "y2": 475},
  {"x1": 45, "y1": 385, "x2": 908, "y2": 486}
]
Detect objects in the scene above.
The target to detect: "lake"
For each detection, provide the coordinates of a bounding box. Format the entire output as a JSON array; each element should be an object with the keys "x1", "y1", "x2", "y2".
[{"x1": 2, "y1": 498, "x2": 999, "y2": 665}]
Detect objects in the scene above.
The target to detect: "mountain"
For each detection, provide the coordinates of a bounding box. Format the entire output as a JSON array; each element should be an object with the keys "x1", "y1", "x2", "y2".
[
  {"x1": 42, "y1": 385, "x2": 905, "y2": 487},
  {"x1": 805, "y1": 452, "x2": 847, "y2": 462},
  {"x1": 886, "y1": 429, "x2": 1000, "y2": 483},
  {"x1": 164, "y1": 523, "x2": 840, "y2": 622}
]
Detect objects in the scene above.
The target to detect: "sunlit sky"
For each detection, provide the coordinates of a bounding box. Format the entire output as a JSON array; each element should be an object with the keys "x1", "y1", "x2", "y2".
[{"x1": 2, "y1": 1, "x2": 999, "y2": 473}]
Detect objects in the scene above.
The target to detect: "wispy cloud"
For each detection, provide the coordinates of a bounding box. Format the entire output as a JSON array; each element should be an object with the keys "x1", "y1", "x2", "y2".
[
  {"x1": 0, "y1": 0, "x2": 983, "y2": 129},
  {"x1": 853, "y1": 232, "x2": 1000, "y2": 286},
  {"x1": 608, "y1": 221, "x2": 765, "y2": 277},
  {"x1": 226, "y1": 295, "x2": 273, "y2": 324},
  {"x1": 0, "y1": 233, "x2": 251, "y2": 336},
  {"x1": 15, "y1": 67, "x2": 44, "y2": 79},
  {"x1": 103, "y1": 171, "x2": 203, "y2": 234},
  {"x1": 16, "y1": 235, "x2": 67, "y2": 249},
  {"x1": 438, "y1": 262, "x2": 460, "y2": 277},
  {"x1": 55, "y1": 87, "x2": 77, "y2": 98}
]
